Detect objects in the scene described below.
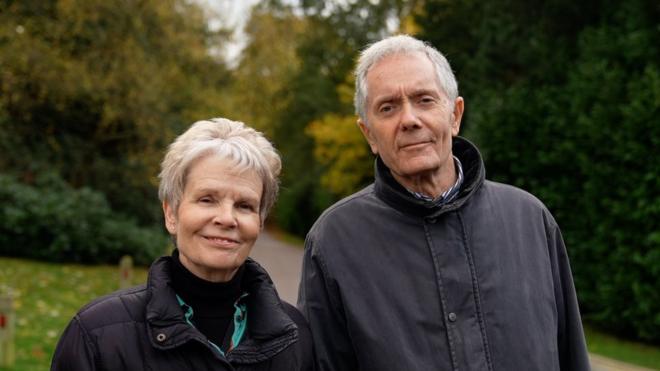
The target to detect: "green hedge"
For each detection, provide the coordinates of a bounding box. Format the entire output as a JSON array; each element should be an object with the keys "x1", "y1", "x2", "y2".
[
  {"x1": 0, "y1": 173, "x2": 167, "y2": 265},
  {"x1": 418, "y1": 0, "x2": 660, "y2": 343}
]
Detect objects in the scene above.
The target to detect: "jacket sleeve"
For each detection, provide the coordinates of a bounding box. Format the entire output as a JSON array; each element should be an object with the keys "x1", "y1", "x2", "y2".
[
  {"x1": 297, "y1": 235, "x2": 357, "y2": 371},
  {"x1": 281, "y1": 302, "x2": 317, "y2": 371},
  {"x1": 50, "y1": 316, "x2": 98, "y2": 371},
  {"x1": 547, "y1": 219, "x2": 591, "y2": 371}
]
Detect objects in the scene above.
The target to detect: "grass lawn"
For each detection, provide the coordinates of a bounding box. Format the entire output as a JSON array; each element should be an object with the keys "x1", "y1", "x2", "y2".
[
  {"x1": 1, "y1": 256, "x2": 659, "y2": 370},
  {"x1": 585, "y1": 324, "x2": 660, "y2": 369},
  {"x1": 0, "y1": 256, "x2": 148, "y2": 371}
]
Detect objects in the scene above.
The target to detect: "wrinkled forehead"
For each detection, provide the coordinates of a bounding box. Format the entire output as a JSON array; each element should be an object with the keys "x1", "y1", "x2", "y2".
[{"x1": 366, "y1": 52, "x2": 445, "y2": 100}]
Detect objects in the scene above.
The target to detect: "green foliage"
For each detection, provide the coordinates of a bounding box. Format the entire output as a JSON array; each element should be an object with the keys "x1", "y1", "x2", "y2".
[
  {"x1": 0, "y1": 0, "x2": 232, "y2": 226},
  {"x1": 268, "y1": 0, "x2": 406, "y2": 236},
  {"x1": 226, "y1": 4, "x2": 307, "y2": 138},
  {"x1": 418, "y1": 0, "x2": 660, "y2": 342},
  {"x1": 564, "y1": 13, "x2": 660, "y2": 341},
  {"x1": 305, "y1": 76, "x2": 373, "y2": 197},
  {"x1": 306, "y1": 113, "x2": 373, "y2": 197},
  {"x1": 0, "y1": 173, "x2": 167, "y2": 265}
]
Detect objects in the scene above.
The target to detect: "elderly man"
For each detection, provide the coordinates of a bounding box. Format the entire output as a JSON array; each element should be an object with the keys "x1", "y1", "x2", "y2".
[{"x1": 298, "y1": 35, "x2": 590, "y2": 371}]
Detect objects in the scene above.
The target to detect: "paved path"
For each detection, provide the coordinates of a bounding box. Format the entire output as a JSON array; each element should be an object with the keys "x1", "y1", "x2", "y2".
[
  {"x1": 249, "y1": 231, "x2": 656, "y2": 371},
  {"x1": 249, "y1": 230, "x2": 303, "y2": 305}
]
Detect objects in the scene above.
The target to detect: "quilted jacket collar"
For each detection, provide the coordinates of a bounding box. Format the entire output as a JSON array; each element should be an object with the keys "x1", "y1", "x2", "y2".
[{"x1": 144, "y1": 256, "x2": 298, "y2": 363}]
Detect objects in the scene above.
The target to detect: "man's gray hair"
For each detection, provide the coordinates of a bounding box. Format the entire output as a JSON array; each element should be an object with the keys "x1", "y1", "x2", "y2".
[
  {"x1": 158, "y1": 118, "x2": 281, "y2": 223},
  {"x1": 354, "y1": 34, "x2": 459, "y2": 125}
]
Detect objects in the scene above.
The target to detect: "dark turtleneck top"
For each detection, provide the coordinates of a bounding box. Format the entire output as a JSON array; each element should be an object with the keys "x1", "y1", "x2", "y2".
[{"x1": 170, "y1": 250, "x2": 244, "y2": 351}]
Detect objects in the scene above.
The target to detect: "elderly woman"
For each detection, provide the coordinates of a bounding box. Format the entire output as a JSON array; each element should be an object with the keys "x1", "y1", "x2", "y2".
[{"x1": 51, "y1": 118, "x2": 314, "y2": 370}]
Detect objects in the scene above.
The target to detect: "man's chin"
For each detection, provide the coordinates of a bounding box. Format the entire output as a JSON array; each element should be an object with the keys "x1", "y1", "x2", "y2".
[{"x1": 398, "y1": 160, "x2": 440, "y2": 178}]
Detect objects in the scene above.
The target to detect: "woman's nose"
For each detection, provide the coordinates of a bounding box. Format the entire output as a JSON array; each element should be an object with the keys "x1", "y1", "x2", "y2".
[{"x1": 212, "y1": 203, "x2": 237, "y2": 228}]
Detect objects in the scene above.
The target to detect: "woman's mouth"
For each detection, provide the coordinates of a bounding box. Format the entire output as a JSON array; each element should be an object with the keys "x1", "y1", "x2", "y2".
[{"x1": 204, "y1": 236, "x2": 240, "y2": 247}]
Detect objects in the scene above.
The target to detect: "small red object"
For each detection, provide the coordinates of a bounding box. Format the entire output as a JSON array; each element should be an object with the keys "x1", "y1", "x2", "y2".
[{"x1": 0, "y1": 313, "x2": 5, "y2": 328}]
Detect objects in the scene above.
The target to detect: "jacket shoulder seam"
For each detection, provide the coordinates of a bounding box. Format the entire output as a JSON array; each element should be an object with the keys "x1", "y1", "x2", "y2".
[
  {"x1": 78, "y1": 285, "x2": 147, "y2": 312},
  {"x1": 483, "y1": 180, "x2": 557, "y2": 224},
  {"x1": 311, "y1": 185, "x2": 375, "y2": 230},
  {"x1": 77, "y1": 286, "x2": 148, "y2": 331},
  {"x1": 72, "y1": 314, "x2": 102, "y2": 365}
]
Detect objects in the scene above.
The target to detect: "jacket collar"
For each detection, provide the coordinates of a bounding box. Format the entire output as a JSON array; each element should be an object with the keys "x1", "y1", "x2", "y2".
[
  {"x1": 374, "y1": 136, "x2": 486, "y2": 218},
  {"x1": 229, "y1": 259, "x2": 298, "y2": 363},
  {"x1": 144, "y1": 256, "x2": 297, "y2": 363}
]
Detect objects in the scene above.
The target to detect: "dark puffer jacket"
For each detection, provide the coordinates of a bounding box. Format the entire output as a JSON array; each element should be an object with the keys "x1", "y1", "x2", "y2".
[{"x1": 51, "y1": 257, "x2": 314, "y2": 370}]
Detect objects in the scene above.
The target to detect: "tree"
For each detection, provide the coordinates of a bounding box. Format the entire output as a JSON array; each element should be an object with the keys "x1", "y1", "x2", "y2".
[
  {"x1": 268, "y1": 0, "x2": 407, "y2": 235},
  {"x1": 227, "y1": 3, "x2": 307, "y2": 137},
  {"x1": 0, "y1": 0, "x2": 232, "y2": 226},
  {"x1": 306, "y1": 112, "x2": 372, "y2": 197}
]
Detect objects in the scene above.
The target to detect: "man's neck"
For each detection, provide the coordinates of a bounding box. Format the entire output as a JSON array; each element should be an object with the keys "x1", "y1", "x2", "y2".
[{"x1": 392, "y1": 161, "x2": 457, "y2": 199}]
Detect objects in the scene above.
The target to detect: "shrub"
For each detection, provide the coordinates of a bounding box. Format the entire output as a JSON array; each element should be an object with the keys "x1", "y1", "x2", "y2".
[
  {"x1": 0, "y1": 173, "x2": 167, "y2": 265},
  {"x1": 456, "y1": 0, "x2": 660, "y2": 342}
]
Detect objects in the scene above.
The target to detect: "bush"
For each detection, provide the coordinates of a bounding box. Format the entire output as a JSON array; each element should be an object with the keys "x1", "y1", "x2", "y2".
[
  {"x1": 0, "y1": 173, "x2": 167, "y2": 265},
  {"x1": 448, "y1": 0, "x2": 660, "y2": 343}
]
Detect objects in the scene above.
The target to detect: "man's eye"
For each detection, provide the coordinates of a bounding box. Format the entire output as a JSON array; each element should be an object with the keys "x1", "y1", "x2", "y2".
[
  {"x1": 379, "y1": 104, "x2": 394, "y2": 113},
  {"x1": 419, "y1": 96, "x2": 435, "y2": 104},
  {"x1": 199, "y1": 197, "x2": 213, "y2": 203}
]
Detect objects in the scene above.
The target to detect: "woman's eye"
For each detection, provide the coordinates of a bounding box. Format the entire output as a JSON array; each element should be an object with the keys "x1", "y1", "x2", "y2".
[
  {"x1": 238, "y1": 202, "x2": 256, "y2": 212},
  {"x1": 199, "y1": 197, "x2": 213, "y2": 203}
]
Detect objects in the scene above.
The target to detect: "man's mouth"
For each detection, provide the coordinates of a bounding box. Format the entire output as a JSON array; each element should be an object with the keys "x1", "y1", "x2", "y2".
[{"x1": 399, "y1": 140, "x2": 432, "y2": 150}]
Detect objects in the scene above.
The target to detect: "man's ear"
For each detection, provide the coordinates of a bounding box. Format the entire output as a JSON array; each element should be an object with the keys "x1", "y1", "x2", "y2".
[
  {"x1": 451, "y1": 97, "x2": 464, "y2": 136},
  {"x1": 357, "y1": 119, "x2": 378, "y2": 155},
  {"x1": 163, "y1": 201, "x2": 177, "y2": 235}
]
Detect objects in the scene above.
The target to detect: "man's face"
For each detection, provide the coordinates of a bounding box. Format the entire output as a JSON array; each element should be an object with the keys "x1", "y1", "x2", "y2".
[{"x1": 359, "y1": 52, "x2": 463, "y2": 186}]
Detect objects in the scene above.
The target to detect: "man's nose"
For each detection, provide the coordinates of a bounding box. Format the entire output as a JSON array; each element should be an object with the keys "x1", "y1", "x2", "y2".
[
  {"x1": 213, "y1": 203, "x2": 237, "y2": 228},
  {"x1": 400, "y1": 101, "x2": 421, "y2": 131}
]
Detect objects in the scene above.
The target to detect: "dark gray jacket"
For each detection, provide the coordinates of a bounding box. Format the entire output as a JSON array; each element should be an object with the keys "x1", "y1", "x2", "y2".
[
  {"x1": 52, "y1": 257, "x2": 314, "y2": 370},
  {"x1": 298, "y1": 137, "x2": 590, "y2": 371}
]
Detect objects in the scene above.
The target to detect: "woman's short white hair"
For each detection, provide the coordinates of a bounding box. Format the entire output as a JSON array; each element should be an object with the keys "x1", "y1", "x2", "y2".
[
  {"x1": 158, "y1": 118, "x2": 281, "y2": 223},
  {"x1": 354, "y1": 34, "x2": 459, "y2": 125}
]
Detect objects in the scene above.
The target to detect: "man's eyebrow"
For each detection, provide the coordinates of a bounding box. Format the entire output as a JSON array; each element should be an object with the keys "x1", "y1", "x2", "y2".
[
  {"x1": 372, "y1": 93, "x2": 401, "y2": 106},
  {"x1": 410, "y1": 88, "x2": 440, "y2": 97}
]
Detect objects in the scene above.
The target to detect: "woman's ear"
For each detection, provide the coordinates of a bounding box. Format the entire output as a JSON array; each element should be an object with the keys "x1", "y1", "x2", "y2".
[{"x1": 163, "y1": 201, "x2": 177, "y2": 235}]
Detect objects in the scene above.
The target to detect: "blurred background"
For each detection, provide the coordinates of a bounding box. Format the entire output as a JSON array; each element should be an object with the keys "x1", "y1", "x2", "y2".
[{"x1": 0, "y1": 0, "x2": 658, "y2": 369}]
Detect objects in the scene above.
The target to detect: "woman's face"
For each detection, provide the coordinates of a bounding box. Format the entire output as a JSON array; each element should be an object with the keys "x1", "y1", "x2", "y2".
[{"x1": 163, "y1": 154, "x2": 262, "y2": 282}]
